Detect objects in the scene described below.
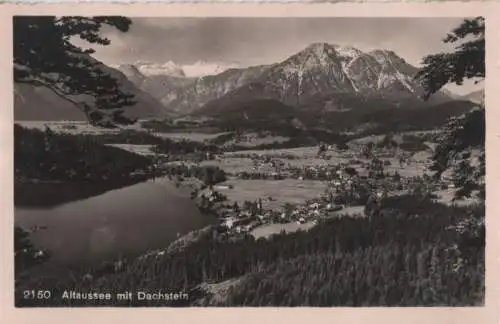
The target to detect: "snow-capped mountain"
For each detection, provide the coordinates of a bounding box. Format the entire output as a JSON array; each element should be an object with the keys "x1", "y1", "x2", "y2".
[
  {"x1": 114, "y1": 60, "x2": 239, "y2": 80},
  {"x1": 194, "y1": 43, "x2": 451, "y2": 115},
  {"x1": 182, "y1": 61, "x2": 240, "y2": 77},
  {"x1": 114, "y1": 42, "x2": 454, "y2": 115},
  {"x1": 257, "y1": 43, "x2": 440, "y2": 106},
  {"x1": 134, "y1": 61, "x2": 186, "y2": 78}
]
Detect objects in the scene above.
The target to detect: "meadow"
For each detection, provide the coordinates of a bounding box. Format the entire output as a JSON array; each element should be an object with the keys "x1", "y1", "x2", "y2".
[{"x1": 213, "y1": 179, "x2": 328, "y2": 210}]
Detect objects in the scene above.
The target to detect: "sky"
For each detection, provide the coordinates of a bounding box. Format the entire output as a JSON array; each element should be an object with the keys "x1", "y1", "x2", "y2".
[{"x1": 84, "y1": 17, "x2": 482, "y2": 95}]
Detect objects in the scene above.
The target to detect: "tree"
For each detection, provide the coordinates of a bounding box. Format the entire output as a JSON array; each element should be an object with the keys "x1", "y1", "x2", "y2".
[
  {"x1": 14, "y1": 16, "x2": 136, "y2": 127},
  {"x1": 15, "y1": 227, "x2": 50, "y2": 274},
  {"x1": 415, "y1": 17, "x2": 485, "y2": 100},
  {"x1": 336, "y1": 141, "x2": 349, "y2": 151},
  {"x1": 415, "y1": 17, "x2": 485, "y2": 200},
  {"x1": 232, "y1": 202, "x2": 240, "y2": 213},
  {"x1": 344, "y1": 167, "x2": 358, "y2": 177},
  {"x1": 368, "y1": 157, "x2": 384, "y2": 179}
]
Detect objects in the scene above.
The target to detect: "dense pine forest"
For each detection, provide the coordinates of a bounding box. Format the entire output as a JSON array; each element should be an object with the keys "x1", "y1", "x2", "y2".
[{"x1": 14, "y1": 125, "x2": 152, "y2": 183}]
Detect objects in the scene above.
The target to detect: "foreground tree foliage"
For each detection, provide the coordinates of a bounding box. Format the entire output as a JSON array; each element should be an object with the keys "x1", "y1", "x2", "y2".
[
  {"x1": 416, "y1": 17, "x2": 485, "y2": 99},
  {"x1": 14, "y1": 16, "x2": 136, "y2": 126},
  {"x1": 416, "y1": 17, "x2": 485, "y2": 200}
]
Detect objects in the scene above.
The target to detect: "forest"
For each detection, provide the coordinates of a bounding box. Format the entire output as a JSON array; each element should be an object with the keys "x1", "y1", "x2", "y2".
[
  {"x1": 15, "y1": 194, "x2": 484, "y2": 307},
  {"x1": 14, "y1": 125, "x2": 152, "y2": 183}
]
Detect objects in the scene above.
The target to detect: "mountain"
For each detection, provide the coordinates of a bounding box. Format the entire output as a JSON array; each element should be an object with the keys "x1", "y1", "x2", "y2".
[
  {"x1": 119, "y1": 43, "x2": 453, "y2": 116},
  {"x1": 114, "y1": 64, "x2": 148, "y2": 87},
  {"x1": 134, "y1": 61, "x2": 186, "y2": 78},
  {"x1": 182, "y1": 61, "x2": 240, "y2": 77},
  {"x1": 14, "y1": 57, "x2": 168, "y2": 122},
  {"x1": 462, "y1": 89, "x2": 484, "y2": 105},
  {"x1": 115, "y1": 61, "x2": 239, "y2": 79},
  {"x1": 116, "y1": 64, "x2": 270, "y2": 115},
  {"x1": 197, "y1": 43, "x2": 452, "y2": 115}
]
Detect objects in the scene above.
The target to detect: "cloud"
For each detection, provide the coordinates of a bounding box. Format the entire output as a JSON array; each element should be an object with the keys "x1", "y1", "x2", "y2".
[{"x1": 88, "y1": 17, "x2": 467, "y2": 69}]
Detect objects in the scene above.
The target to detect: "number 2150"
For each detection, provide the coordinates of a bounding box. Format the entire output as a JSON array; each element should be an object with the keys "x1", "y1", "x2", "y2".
[{"x1": 23, "y1": 290, "x2": 51, "y2": 299}]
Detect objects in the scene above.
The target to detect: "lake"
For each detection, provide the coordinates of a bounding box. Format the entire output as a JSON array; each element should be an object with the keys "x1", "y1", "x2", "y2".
[{"x1": 15, "y1": 177, "x2": 212, "y2": 272}]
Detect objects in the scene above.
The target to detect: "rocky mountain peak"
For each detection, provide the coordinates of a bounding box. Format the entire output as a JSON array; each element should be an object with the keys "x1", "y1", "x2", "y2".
[
  {"x1": 112, "y1": 42, "x2": 453, "y2": 115},
  {"x1": 134, "y1": 61, "x2": 186, "y2": 78}
]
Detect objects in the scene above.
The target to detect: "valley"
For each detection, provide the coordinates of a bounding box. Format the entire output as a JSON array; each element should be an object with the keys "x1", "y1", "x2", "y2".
[{"x1": 13, "y1": 16, "x2": 485, "y2": 308}]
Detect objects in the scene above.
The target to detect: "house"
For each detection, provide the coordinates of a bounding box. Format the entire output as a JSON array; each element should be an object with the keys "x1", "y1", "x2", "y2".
[
  {"x1": 309, "y1": 202, "x2": 320, "y2": 209},
  {"x1": 214, "y1": 184, "x2": 232, "y2": 190},
  {"x1": 33, "y1": 250, "x2": 45, "y2": 259},
  {"x1": 223, "y1": 218, "x2": 235, "y2": 229},
  {"x1": 239, "y1": 210, "x2": 252, "y2": 218},
  {"x1": 326, "y1": 204, "x2": 343, "y2": 212}
]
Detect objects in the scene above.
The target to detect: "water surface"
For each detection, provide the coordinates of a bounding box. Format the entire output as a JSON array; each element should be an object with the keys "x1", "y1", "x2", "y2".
[{"x1": 15, "y1": 177, "x2": 210, "y2": 270}]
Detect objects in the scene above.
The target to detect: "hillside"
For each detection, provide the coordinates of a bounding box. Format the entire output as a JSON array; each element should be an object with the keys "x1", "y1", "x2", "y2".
[
  {"x1": 117, "y1": 43, "x2": 454, "y2": 116},
  {"x1": 195, "y1": 94, "x2": 476, "y2": 138},
  {"x1": 462, "y1": 89, "x2": 484, "y2": 105},
  {"x1": 14, "y1": 56, "x2": 169, "y2": 122},
  {"x1": 14, "y1": 84, "x2": 88, "y2": 121},
  {"x1": 115, "y1": 63, "x2": 270, "y2": 115}
]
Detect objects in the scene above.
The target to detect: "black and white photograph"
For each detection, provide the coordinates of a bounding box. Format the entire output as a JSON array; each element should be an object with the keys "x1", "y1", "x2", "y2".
[{"x1": 13, "y1": 15, "x2": 485, "y2": 307}]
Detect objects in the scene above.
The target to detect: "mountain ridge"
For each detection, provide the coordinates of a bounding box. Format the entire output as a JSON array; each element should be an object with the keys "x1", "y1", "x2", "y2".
[{"x1": 115, "y1": 42, "x2": 453, "y2": 116}]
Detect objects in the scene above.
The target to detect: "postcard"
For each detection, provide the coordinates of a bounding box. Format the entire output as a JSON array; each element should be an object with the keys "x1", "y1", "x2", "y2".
[{"x1": 0, "y1": 2, "x2": 498, "y2": 324}]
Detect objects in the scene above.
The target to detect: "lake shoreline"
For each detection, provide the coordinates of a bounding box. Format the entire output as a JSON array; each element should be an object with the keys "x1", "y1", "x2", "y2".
[
  {"x1": 14, "y1": 174, "x2": 216, "y2": 281},
  {"x1": 14, "y1": 174, "x2": 156, "y2": 208}
]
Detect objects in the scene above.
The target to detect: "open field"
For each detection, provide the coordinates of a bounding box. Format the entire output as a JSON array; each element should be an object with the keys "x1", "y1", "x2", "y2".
[
  {"x1": 329, "y1": 205, "x2": 365, "y2": 217},
  {"x1": 15, "y1": 121, "x2": 122, "y2": 135},
  {"x1": 251, "y1": 221, "x2": 317, "y2": 239},
  {"x1": 154, "y1": 132, "x2": 230, "y2": 142},
  {"x1": 105, "y1": 144, "x2": 156, "y2": 156},
  {"x1": 222, "y1": 132, "x2": 290, "y2": 147},
  {"x1": 433, "y1": 188, "x2": 481, "y2": 206},
  {"x1": 225, "y1": 146, "x2": 321, "y2": 158},
  {"x1": 214, "y1": 179, "x2": 328, "y2": 210},
  {"x1": 348, "y1": 130, "x2": 440, "y2": 146},
  {"x1": 200, "y1": 157, "x2": 272, "y2": 174},
  {"x1": 250, "y1": 205, "x2": 366, "y2": 239}
]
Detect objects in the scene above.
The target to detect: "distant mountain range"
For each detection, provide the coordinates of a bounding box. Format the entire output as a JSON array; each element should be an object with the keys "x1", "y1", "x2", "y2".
[
  {"x1": 14, "y1": 42, "x2": 481, "y2": 126},
  {"x1": 112, "y1": 60, "x2": 239, "y2": 79},
  {"x1": 461, "y1": 89, "x2": 484, "y2": 105},
  {"x1": 115, "y1": 43, "x2": 456, "y2": 116}
]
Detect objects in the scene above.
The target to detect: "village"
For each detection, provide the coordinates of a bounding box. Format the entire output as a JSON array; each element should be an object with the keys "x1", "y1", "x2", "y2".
[{"x1": 169, "y1": 138, "x2": 460, "y2": 240}]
